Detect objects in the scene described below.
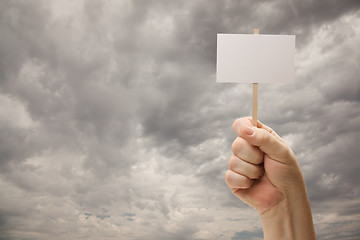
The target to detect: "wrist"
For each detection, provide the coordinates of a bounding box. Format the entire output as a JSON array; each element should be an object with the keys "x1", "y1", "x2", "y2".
[
  {"x1": 260, "y1": 198, "x2": 294, "y2": 240},
  {"x1": 260, "y1": 193, "x2": 316, "y2": 240}
]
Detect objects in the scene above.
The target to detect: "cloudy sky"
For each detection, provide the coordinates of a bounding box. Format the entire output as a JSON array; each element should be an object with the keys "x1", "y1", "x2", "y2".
[{"x1": 1, "y1": 0, "x2": 360, "y2": 239}]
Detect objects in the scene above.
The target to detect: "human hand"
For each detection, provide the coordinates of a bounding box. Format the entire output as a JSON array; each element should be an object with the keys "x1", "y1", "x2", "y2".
[
  {"x1": 225, "y1": 117, "x2": 316, "y2": 239},
  {"x1": 225, "y1": 117, "x2": 305, "y2": 214}
]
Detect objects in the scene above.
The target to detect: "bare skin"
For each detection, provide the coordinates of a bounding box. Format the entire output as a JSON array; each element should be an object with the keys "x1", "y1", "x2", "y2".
[{"x1": 225, "y1": 117, "x2": 316, "y2": 240}]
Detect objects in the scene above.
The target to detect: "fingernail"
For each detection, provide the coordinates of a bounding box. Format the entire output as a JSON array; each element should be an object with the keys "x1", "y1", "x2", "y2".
[{"x1": 244, "y1": 126, "x2": 255, "y2": 136}]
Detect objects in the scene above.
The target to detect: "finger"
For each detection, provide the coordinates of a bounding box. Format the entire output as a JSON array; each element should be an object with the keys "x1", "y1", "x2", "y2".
[
  {"x1": 232, "y1": 137, "x2": 263, "y2": 165},
  {"x1": 233, "y1": 117, "x2": 283, "y2": 143},
  {"x1": 232, "y1": 118, "x2": 292, "y2": 163},
  {"x1": 229, "y1": 154, "x2": 264, "y2": 179},
  {"x1": 256, "y1": 119, "x2": 285, "y2": 144},
  {"x1": 225, "y1": 170, "x2": 254, "y2": 189}
]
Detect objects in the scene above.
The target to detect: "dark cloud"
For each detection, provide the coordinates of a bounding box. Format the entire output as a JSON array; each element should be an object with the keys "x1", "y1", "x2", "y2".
[
  {"x1": 0, "y1": 0, "x2": 359, "y2": 239},
  {"x1": 231, "y1": 229, "x2": 263, "y2": 240}
]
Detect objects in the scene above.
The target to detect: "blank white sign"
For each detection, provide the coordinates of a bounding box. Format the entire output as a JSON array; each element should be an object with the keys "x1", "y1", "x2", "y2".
[{"x1": 216, "y1": 34, "x2": 295, "y2": 83}]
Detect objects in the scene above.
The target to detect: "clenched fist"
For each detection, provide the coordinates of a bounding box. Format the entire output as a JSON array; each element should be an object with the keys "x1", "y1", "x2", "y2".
[{"x1": 225, "y1": 117, "x2": 316, "y2": 240}]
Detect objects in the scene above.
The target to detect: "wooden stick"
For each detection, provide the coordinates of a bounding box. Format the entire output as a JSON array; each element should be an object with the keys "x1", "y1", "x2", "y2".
[
  {"x1": 252, "y1": 28, "x2": 259, "y2": 127},
  {"x1": 252, "y1": 83, "x2": 258, "y2": 127}
]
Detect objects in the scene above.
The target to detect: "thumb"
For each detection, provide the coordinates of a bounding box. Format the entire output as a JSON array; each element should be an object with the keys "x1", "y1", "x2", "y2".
[{"x1": 233, "y1": 118, "x2": 292, "y2": 164}]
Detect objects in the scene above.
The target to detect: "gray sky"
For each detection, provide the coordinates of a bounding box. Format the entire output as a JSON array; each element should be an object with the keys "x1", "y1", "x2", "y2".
[{"x1": 1, "y1": 0, "x2": 360, "y2": 239}]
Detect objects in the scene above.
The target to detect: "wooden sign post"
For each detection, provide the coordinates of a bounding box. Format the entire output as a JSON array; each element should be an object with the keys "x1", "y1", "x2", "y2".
[
  {"x1": 252, "y1": 28, "x2": 259, "y2": 127},
  {"x1": 216, "y1": 29, "x2": 295, "y2": 126}
]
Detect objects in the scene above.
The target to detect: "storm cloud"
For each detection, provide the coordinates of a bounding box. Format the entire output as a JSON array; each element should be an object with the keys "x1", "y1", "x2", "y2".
[{"x1": 1, "y1": 0, "x2": 359, "y2": 239}]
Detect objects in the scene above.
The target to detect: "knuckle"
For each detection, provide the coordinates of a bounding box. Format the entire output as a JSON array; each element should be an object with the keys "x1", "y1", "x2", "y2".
[
  {"x1": 243, "y1": 177, "x2": 254, "y2": 188},
  {"x1": 232, "y1": 119, "x2": 240, "y2": 131},
  {"x1": 248, "y1": 168, "x2": 257, "y2": 179},
  {"x1": 246, "y1": 168, "x2": 256, "y2": 179},
  {"x1": 225, "y1": 170, "x2": 234, "y2": 186},
  {"x1": 225, "y1": 170, "x2": 251, "y2": 189},
  {"x1": 238, "y1": 174, "x2": 251, "y2": 187},
  {"x1": 231, "y1": 137, "x2": 241, "y2": 153},
  {"x1": 256, "y1": 153, "x2": 264, "y2": 164},
  {"x1": 261, "y1": 130, "x2": 271, "y2": 145},
  {"x1": 267, "y1": 126, "x2": 274, "y2": 134},
  {"x1": 231, "y1": 137, "x2": 243, "y2": 153},
  {"x1": 228, "y1": 155, "x2": 237, "y2": 170},
  {"x1": 253, "y1": 166, "x2": 264, "y2": 179}
]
